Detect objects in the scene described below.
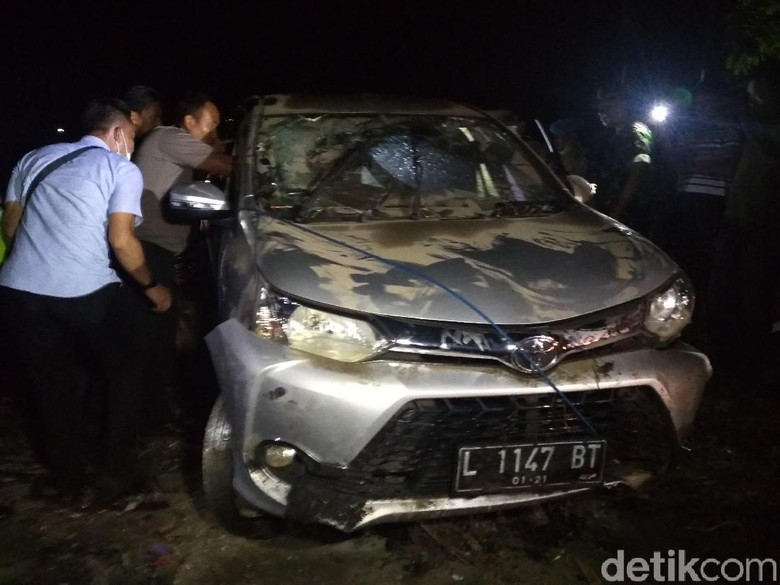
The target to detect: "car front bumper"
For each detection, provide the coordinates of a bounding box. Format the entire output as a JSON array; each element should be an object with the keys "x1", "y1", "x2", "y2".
[{"x1": 206, "y1": 318, "x2": 711, "y2": 532}]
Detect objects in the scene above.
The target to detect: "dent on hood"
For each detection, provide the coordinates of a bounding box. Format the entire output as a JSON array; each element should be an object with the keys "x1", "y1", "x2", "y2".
[{"x1": 256, "y1": 210, "x2": 674, "y2": 323}]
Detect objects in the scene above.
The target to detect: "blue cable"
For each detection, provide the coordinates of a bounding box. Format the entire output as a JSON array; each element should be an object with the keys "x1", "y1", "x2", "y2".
[{"x1": 242, "y1": 208, "x2": 600, "y2": 438}]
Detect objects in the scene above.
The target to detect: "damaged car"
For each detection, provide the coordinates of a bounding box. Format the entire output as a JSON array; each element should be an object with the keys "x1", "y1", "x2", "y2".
[{"x1": 168, "y1": 94, "x2": 711, "y2": 534}]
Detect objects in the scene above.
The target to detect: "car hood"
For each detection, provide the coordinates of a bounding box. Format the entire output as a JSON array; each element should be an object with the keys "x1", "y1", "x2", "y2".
[{"x1": 255, "y1": 207, "x2": 677, "y2": 325}]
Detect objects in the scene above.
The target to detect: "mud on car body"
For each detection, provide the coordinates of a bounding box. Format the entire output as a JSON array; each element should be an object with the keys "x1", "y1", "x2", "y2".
[{"x1": 169, "y1": 94, "x2": 711, "y2": 533}]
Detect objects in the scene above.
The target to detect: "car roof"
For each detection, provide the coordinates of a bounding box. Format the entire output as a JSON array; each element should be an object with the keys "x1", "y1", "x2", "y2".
[{"x1": 258, "y1": 94, "x2": 487, "y2": 117}]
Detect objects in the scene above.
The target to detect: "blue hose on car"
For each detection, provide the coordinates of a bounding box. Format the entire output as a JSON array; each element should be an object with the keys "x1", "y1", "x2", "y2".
[{"x1": 245, "y1": 210, "x2": 600, "y2": 438}]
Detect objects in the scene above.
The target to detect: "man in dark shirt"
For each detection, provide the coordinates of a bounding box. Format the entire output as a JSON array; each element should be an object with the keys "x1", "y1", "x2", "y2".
[
  {"x1": 707, "y1": 62, "x2": 780, "y2": 387},
  {"x1": 123, "y1": 85, "x2": 163, "y2": 140},
  {"x1": 591, "y1": 88, "x2": 654, "y2": 236}
]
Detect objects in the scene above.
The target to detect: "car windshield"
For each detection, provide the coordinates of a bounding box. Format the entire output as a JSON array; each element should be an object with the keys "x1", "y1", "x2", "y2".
[{"x1": 254, "y1": 113, "x2": 570, "y2": 222}]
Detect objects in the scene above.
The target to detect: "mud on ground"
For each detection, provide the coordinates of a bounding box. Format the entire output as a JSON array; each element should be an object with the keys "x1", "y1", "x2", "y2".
[{"x1": 0, "y1": 379, "x2": 778, "y2": 585}]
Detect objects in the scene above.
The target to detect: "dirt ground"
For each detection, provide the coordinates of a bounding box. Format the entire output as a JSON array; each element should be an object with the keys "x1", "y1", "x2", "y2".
[{"x1": 1, "y1": 373, "x2": 778, "y2": 585}]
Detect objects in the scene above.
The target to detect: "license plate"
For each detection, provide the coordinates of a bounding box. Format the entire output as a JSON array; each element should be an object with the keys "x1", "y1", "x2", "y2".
[{"x1": 454, "y1": 440, "x2": 606, "y2": 494}]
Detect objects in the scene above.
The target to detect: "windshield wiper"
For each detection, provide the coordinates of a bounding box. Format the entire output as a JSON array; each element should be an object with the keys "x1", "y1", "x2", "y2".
[{"x1": 491, "y1": 200, "x2": 561, "y2": 218}]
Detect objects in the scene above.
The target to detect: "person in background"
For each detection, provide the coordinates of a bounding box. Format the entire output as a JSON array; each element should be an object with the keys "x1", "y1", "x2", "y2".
[
  {"x1": 707, "y1": 61, "x2": 780, "y2": 390},
  {"x1": 591, "y1": 87, "x2": 654, "y2": 235},
  {"x1": 663, "y1": 79, "x2": 742, "y2": 346},
  {"x1": 123, "y1": 85, "x2": 163, "y2": 140},
  {"x1": 0, "y1": 98, "x2": 171, "y2": 502},
  {"x1": 549, "y1": 117, "x2": 588, "y2": 177},
  {"x1": 129, "y1": 91, "x2": 232, "y2": 433},
  {"x1": 0, "y1": 214, "x2": 6, "y2": 263},
  {"x1": 500, "y1": 112, "x2": 550, "y2": 163}
]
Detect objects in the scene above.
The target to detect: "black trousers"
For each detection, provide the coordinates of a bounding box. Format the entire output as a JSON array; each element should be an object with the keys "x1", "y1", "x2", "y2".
[
  {"x1": 0, "y1": 283, "x2": 142, "y2": 490},
  {"x1": 126, "y1": 241, "x2": 178, "y2": 433},
  {"x1": 662, "y1": 193, "x2": 727, "y2": 348}
]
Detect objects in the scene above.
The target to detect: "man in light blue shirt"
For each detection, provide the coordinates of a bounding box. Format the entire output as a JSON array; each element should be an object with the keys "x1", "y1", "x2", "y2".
[
  {"x1": 0, "y1": 98, "x2": 171, "y2": 502},
  {"x1": 2, "y1": 132, "x2": 145, "y2": 296}
]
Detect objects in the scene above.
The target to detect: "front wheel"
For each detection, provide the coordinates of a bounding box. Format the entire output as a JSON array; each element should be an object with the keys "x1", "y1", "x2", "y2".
[{"x1": 201, "y1": 395, "x2": 284, "y2": 538}]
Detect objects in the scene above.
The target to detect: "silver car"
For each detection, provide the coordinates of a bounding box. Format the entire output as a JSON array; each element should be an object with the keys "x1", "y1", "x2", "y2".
[{"x1": 169, "y1": 94, "x2": 711, "y2": 534}]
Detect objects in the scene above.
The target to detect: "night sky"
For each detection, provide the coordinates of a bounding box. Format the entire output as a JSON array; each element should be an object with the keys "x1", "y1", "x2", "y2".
[{"x1": 1, "y1": 0, "x2": 731, "y2": 177}]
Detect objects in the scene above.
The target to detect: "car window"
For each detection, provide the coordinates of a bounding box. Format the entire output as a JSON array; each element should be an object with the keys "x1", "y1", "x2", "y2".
[{"x1": 255, "y1": 114, "x2": 570, "y2": 222}]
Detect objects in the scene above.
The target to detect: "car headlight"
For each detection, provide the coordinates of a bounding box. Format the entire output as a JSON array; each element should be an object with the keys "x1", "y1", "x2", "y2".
[
  {"x1": 643, "y1": 277, "x2": 694, "y2": 342},
  {"x1": 287, "y1": 306, "x2": 388, "y2": 362},
  {"x1": 252, "y1": 288, "x2": 388, "y2": 362}
]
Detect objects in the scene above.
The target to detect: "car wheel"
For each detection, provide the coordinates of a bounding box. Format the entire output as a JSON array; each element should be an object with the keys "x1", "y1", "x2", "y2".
[{"x1": 202, "y1": 395, "x2": 285, "y2": 538}]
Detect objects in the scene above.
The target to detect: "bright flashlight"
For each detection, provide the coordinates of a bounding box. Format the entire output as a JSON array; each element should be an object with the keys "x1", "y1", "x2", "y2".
[{"x1": 650, "y1": 104, "x2": 669, "y2": 123}]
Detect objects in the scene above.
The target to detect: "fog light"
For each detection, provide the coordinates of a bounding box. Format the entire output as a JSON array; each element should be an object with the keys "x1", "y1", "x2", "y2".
[{"x1": 264, "y1": 444, "x2": 297, "y2": 468}]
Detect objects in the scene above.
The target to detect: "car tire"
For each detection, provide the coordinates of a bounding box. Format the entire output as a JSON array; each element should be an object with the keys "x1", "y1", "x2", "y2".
[{"x1": 202, "y1": 395, "x2": 284, "y2": 539}]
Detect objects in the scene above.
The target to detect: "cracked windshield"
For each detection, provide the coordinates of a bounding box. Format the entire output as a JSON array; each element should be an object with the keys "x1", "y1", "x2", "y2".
[{"x1": 256, "y1": 115, "x2": 569, "y2": 222}]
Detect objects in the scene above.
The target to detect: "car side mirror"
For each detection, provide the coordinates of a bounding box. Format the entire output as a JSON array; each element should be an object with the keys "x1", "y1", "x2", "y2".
[
  {"x1": 166, "y1": 181, "x2": 232, "y2": 222},
  {"x1": 566, "y1": 175, "x2": 597, "y2": 205}
]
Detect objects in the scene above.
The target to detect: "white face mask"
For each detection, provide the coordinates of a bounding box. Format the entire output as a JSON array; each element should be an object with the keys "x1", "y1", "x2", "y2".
[{"x1": 118, "y1": 129, "x2": 132, "y2": 161}]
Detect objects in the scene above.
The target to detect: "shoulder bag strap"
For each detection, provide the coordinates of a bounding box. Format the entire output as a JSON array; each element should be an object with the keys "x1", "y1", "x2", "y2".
[
  {"x1": 3, "y1": 145, "x2": 104, "y2": 261},
  {"x1": 20, "y1": 145, "x2": 103, "y2": 206}
]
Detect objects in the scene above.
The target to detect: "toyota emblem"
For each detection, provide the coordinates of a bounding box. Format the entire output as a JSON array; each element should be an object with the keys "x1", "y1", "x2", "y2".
[{"x1": 511, "y1": 335, "x2": 561, "y2": 373}]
